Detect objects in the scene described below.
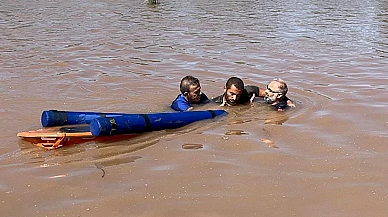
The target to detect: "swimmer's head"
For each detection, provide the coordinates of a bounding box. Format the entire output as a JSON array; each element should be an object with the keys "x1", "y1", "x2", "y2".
[
  {"x1": 180, "y1": 76, "x2": 202, "y2": 103},
  {"x1": 264, "y1": 78, "x2": 288, "y2": 103},
  {"x1": 224, "y1": 77, "x2": 244, "y2": 105}
]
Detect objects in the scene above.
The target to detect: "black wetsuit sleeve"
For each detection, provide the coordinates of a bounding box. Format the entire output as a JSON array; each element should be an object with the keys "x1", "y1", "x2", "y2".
[
  {"x1": 211, "y1": 95, "x2": 224, "y2": 104},
  {"x1": 237, "y1": 89, "x2": 251, "y2": 104},
  {"x1": 245, "y1": 85, "x2": 259, "y2": 98}
]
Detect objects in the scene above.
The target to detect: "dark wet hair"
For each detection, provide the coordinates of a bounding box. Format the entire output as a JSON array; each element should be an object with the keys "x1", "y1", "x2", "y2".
[
  {"x1": 225, "y1": 77, "x2": 244, "y2": 91},
  {"x1": 180, "y1": 76, "x2": 200, "y2": 94}
]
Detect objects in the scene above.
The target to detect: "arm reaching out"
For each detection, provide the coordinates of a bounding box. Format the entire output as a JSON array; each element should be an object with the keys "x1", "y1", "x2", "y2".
[
  {"x1": 287, "y1": 99, "x2": 296, "y2": 108},
  {"x1": 250, "y1": 93, "x2": 256, "y2": 103}
]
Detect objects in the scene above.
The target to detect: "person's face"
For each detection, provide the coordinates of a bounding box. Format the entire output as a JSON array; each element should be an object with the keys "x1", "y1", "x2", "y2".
[
  {"x1": 264, "y1": 81, "x2": 282, "y2": 103},
  {"x1": 185, "y1": 84, "x2": 202, "y2": 103},
  {"x1": 224, "y1": 84, "x2": 243, "y2": 105}
]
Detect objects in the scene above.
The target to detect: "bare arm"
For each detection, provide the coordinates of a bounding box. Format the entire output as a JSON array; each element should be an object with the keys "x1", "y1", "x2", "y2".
[
  {"x1": 287, "y1": 99, "x2": 296, "y2": 108},
  {"x1": 259, "y1": 88, "x2": 266, "y2": 97}
]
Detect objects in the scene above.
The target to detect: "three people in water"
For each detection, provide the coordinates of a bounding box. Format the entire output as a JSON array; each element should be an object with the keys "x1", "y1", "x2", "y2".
[{"x1": 171, "y1": 76, "x2": 295, "y2": 112}]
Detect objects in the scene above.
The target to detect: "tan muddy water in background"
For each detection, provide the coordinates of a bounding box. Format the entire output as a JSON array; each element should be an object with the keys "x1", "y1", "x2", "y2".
[{"x1": 1, "y1": 0, "x2": 387, "y2": 216}]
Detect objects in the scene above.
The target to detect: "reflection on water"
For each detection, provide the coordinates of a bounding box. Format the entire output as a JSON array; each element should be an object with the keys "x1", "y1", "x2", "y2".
[
  {"x1": 261, "y1": 138, "x2": 279, "y2": 149},
  {"x1": 225, "y1": 130, "x2": 248, "y2": 136},
  {"x1": 95, "y1": 155, "x2": 143, "y2": 168},
  {"x1": 263, "y1": 112, "x2": 289, "y2": 125},
  {"x1": 15, "y1": 131, "x2": 163, "y2": 167},
  {"x1": 224, "y1": 102, "x2": 293, "y2": 126},
  {"x1": 181, "y1": 143, "x2": 203, "y2": 150}
]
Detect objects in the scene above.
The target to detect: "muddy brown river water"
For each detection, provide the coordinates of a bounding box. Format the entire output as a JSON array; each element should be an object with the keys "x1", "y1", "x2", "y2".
[{"x1": 1, "y1": 0, "x2": 387, "y2": 216}]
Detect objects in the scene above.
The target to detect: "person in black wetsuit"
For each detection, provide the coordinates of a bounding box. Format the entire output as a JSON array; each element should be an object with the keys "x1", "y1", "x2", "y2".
[
  {"x1": 212, "y1": 77, "x2": 265, "y2": 106},
  {"x1": 264, "y1": 78, "x2": 295, "y2": 111}
]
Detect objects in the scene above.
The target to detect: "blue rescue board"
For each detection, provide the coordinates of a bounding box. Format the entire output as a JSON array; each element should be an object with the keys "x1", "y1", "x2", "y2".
[{"x1": 89, "y1": 110, "x2": 227, "y2": 136}]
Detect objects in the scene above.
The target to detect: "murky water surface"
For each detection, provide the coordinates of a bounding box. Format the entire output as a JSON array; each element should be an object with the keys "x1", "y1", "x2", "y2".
[{"x1": 1, "y1": 0, "x2": 387, "y2": 216}]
